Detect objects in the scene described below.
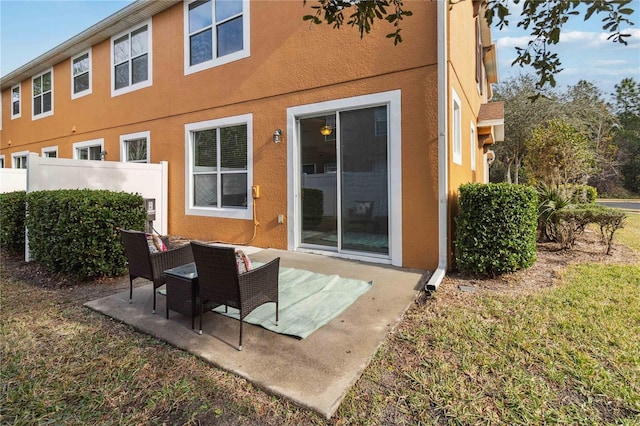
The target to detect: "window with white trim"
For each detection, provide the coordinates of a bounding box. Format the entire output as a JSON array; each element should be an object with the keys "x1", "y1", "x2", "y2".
[
  {"x1": 0, "y1": 155, "x2": 5, "y2": 168},
  {"x1": 185, "y1": 114, "x2": 253, "y2": 219},
  {"x1": 470, "y1": 122, "x2": 477, "y2": 172},
  {"x1": 32, "y1": 69, "x2": 53, "y2": 119},
  {"x1": 111, "y1": 21, "x2": 152, "y2": 96},
  {"x1": 184, "y1": 0, "x2": 249, "y2": 75},
  {"x1": 12, "y1": 151, "x2": 29, "y2": 169},
  {"x1": 74, "y1": 139, "x2": 104, "y2": 161},
  {"x1": 452, "y1": 88, "x2": 462, "y2": 165},
  {"x1": 11, "y1": 84, "x2": 21, "y2": 119},
  {"x1": 120, "y1": 131, "x2": 150, "y2": 163},
  {"x1": 71, "y1": 49, "x2": 92, "y2": 99},
  {"x1": 42, "y1": 146, "x2": 58, "y2": 158}
]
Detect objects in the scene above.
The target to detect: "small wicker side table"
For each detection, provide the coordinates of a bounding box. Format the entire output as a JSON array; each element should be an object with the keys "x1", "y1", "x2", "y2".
[{"x1": 165, "y1": 262, "x2": 200, "y2": 331}]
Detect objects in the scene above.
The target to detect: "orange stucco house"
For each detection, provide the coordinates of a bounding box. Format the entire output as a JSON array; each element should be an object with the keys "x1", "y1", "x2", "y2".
[{"x1": 0, "y1": 0, "x2": 503, "y2": 289}]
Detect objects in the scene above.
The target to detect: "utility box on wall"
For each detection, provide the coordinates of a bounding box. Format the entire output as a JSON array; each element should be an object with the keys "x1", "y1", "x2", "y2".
[{"x1": 144, "y1": 198, "x2": 156, "y2": 233}]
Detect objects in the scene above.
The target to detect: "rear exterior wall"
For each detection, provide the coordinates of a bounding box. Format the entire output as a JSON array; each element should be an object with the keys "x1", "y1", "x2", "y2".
[{"x1": 0, "y1": 1, "x2": 442, "y2": 270}]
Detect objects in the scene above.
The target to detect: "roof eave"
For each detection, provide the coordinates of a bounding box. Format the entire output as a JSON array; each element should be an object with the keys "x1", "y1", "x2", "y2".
[{"x1": 1, "y1": 0, "x2": 180, "y2": 92}]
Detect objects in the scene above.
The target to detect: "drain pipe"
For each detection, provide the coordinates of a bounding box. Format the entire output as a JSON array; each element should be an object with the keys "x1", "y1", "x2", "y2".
[{"x1": 426, "y1": 0, "x2": 448, "y2": 291}]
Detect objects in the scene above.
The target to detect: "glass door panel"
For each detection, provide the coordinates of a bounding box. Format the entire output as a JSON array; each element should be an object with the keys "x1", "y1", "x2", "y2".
[
  {"x1": 300, "y1": 115, "x2": 338, "y2": 248},
  {"x1": 340, "y1": 107, "x2": 389, "y2": 254}
]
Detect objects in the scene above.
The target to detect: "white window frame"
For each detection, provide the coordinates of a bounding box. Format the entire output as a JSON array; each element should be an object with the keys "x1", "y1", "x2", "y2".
[
  {"x1": 71, "y1": 49, "x2": 92, "y2": 99},
  {"x1": 73, "y1": 139, "x2": 105, "y2": 161},
  {"x1": 42, "y1": 146, "x2": 58, "y2": 158},
  {"x1": 111, "y1": 20, "x2": 153, "y2": 97},
  {"x1": 11, "y1": 83, "x2": 21, "y2": 119},
  {"x1": 120, "y1": 130, "x2": 150, "y2": 163},
  {"x1": 12, "y1": 150, "x2": 30, "y2": 169},
  {"x1": 32, "y1": 68, "x2": 54, "y2": 120},
  {"x1": 452, "y1": 88, "x2": 462, "y2": 165},
  {"x1": 0, "y1": 155, "x2": 6, "y2": 168},
  {"x1": 470, "y1": 121, "x2": 476, "y2": 172},
  {"x1": 184, "y1": 113, "x2": 253, "y2": 220},
  {"x1": 183, "y1": 0, "x2": 251, "y2": 75}
]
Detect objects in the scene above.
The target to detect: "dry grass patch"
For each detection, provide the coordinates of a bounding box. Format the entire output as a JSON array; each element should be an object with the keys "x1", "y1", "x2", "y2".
[
  {"x1": 0, "y1": 273, "x2": 325, "y2": 425},
  {"x1": 1, "y1": 214, "x2": 639, "y2": 425}
]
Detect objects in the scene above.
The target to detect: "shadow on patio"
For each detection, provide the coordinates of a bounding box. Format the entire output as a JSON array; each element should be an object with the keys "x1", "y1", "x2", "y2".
[{"x1": 85, "y1": 247, "x2": 427, "y2": 419}]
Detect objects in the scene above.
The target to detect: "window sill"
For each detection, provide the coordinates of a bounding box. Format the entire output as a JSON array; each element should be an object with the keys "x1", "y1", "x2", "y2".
[{"x1": 185, "y1": 205, "x2": 253, "y2": 220}]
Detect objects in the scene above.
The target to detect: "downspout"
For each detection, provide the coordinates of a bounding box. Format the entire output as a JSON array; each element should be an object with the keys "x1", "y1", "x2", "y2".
[{"x1": 426, "y1": 0, "x2": 448, "y2": 291}]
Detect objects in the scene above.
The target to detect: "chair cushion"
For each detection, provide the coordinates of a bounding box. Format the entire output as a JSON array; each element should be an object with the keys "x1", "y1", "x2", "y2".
[
  {"x1": 146, "y1": 234, "x2": 167, "y2": 253},
  {"x1": 236, "y1": 249, "x2": 252, "y2": 273}
]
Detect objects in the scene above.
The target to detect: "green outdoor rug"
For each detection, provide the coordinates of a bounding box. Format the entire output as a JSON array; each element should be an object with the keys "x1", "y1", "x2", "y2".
[{"x1": 212, "y1": 265, "x2": 373, "y2": 339}]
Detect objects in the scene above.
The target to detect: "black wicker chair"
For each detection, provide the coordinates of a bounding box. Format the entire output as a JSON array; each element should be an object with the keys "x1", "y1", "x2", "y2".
[
  {"x1": 120, "y1": 229, "x2": 194, "y2": 314},
  {"x1": 191, "y1": 242, "x2": 280, "y2": 351}
]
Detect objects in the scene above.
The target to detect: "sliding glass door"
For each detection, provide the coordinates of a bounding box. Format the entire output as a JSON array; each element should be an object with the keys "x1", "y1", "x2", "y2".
[{"x1": 299, "y1": 106, "x2": 389, "y2": 256}]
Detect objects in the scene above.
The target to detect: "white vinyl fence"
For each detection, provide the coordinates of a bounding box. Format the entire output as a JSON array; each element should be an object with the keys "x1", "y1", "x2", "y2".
[
  {"x1": 0, "y1": 168, "x2": 27, "y2": 193},
  {"x1": 2, "y1": 153, "x2": 169, "y2": 261}
]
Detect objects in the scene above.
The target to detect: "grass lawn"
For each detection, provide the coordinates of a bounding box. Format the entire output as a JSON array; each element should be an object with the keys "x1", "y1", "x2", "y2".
[{"x1": 1, "y1": 215, "x2": 639, "y2": 424}]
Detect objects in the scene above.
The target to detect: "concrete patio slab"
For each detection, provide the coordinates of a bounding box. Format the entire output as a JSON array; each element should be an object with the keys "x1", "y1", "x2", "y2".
[{"x1": 84, "y1": 248, "x2": 426, "y2": 419}]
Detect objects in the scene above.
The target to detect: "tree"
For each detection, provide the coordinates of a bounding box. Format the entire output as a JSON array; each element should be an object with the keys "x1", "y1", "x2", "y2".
[
  {"x1": 524, "y1": 119, "x2": 596, "y2": 187},
  {"x1": 561, "y1": 80, "x2": 618, "y2": 193},
  {"x1": 492, "y1": 74, "x2": 560, "y2": 183},
  {"x1": 612, "y1": 78, "x2": 640, "y2": 194},
  {"x1": 303, "y1": 0, "x2": 636, "y2": 91}
]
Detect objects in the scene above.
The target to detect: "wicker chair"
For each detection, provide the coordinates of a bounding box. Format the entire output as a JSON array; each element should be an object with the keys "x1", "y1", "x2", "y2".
[
  {"x1": 191, "y1": 242, "x2": 280, "y2": 351},
  {"x1": 120, "y1": 229, "x2": 194, "y2": 314}
]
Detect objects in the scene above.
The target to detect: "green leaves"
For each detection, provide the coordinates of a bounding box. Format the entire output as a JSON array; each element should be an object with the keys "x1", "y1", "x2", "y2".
[
  {"x1": 487, "y1": 0, "x2": 636, "y2": 91},
  {"x1": 0, "y1": 191, "x2": 27, "y2": 254},
  {"x1": 303, "y1": 0, "x2": 412, "y2": 45},
  {"x1": 24, "y1": 189, "x2": 147, "y2": 280},
  {"x1": 455, "y1": 183, "x2": 538, "y2": 276}
]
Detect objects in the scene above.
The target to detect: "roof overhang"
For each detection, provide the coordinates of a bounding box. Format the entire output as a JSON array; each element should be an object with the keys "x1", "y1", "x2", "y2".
[
  {"x1": 477, "y1": 101, "x2": 504, "y2": 145},
  {"x1": 478, "y1": 3, "x2": 498, "y2": 86},
  {"x1": 1, "y1": 0, "x2": 180, "y2": 92}
]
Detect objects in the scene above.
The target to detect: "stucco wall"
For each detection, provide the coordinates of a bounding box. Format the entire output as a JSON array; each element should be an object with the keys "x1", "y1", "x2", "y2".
[
  {"x1": 446, "y1": 0, "x2": 493, "y2": 263},
  {"x1": 0, "y1": 1, "x2": 445, "y2": 269}
]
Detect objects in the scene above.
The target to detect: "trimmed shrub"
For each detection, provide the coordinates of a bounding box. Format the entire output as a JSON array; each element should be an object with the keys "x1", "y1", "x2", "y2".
[
  {"x1": 25, "y1": 189, "x2": 146, "y2": 279},
  {"x1": 536, "y1": 183, "x2": 598, "y2": 242},
  {"x1": 455, "y1": 183, "x2": 538, "y2": 276},
  {"x1": 0, "y1": 191, "x2": 27, "y2": 254},
  {"x1": 302, "y1": 188, "x2": 323, "y2": 228},
  {"x1": 555, "y1": 204, "x2": 625, "y2": 254}
]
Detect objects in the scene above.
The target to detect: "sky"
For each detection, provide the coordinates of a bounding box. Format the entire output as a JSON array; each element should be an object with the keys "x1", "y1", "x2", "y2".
[{"x1": 1, "y1": 0, "x2": 639, "y2": 98}]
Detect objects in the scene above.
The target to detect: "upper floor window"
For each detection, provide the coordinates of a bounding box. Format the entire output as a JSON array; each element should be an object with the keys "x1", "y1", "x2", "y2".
[
  {"x1": 71, "y1": 50, "x2": 92, "y2": 99},
  {"x1": 42, "y1": 146, "x2": 58, "y2": 158},
  {"x1": 452, "y1": 88, "x2": 462, "y2": 165},
  {"x1": 12, "y1": 151, "x2": 29, "y2": 169},
  {"x1": 111, "y1": 21, "x2": 152, "y2": 96},
  {"x1": 184, "y1": 0, "x2": 250, "y2": 75},
  {"x1": 11, "y1": 84, "x2": 21, "y2": 119},
  {"x1": 185, "y1": 114, "x2": 253, "y2": 220},
  {"x1": 74, "y1": 139, "x2": 104, "y2": 161},
  {"x1": 120, "y1": 131, "x2": 150, "y2": 163},
  {"x1": 32, "y1": 69, "x2": 53, "y2": 120},
  {"x1": 0, "y1": 155, "x2": 5, "y2": 168}
]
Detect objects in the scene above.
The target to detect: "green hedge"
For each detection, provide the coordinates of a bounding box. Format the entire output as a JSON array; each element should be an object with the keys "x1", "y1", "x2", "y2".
[
  {"x1": 455, "y1": 183, "x2": 538, "y2": 276},
  {"x1": 25, "y1": 189, "x2": 146, "y2": 279},
  {"x1": 555, "y1": 204, "x2": 625, "y2": 254},
  {"x1": 0, "y1": 191, "x2": 27, "y2": 254}
]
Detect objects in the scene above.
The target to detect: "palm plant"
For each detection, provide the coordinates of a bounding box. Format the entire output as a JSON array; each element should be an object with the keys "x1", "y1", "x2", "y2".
[{"x1": 536, "y1": 183, "x2": 572, "y2": 242}]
